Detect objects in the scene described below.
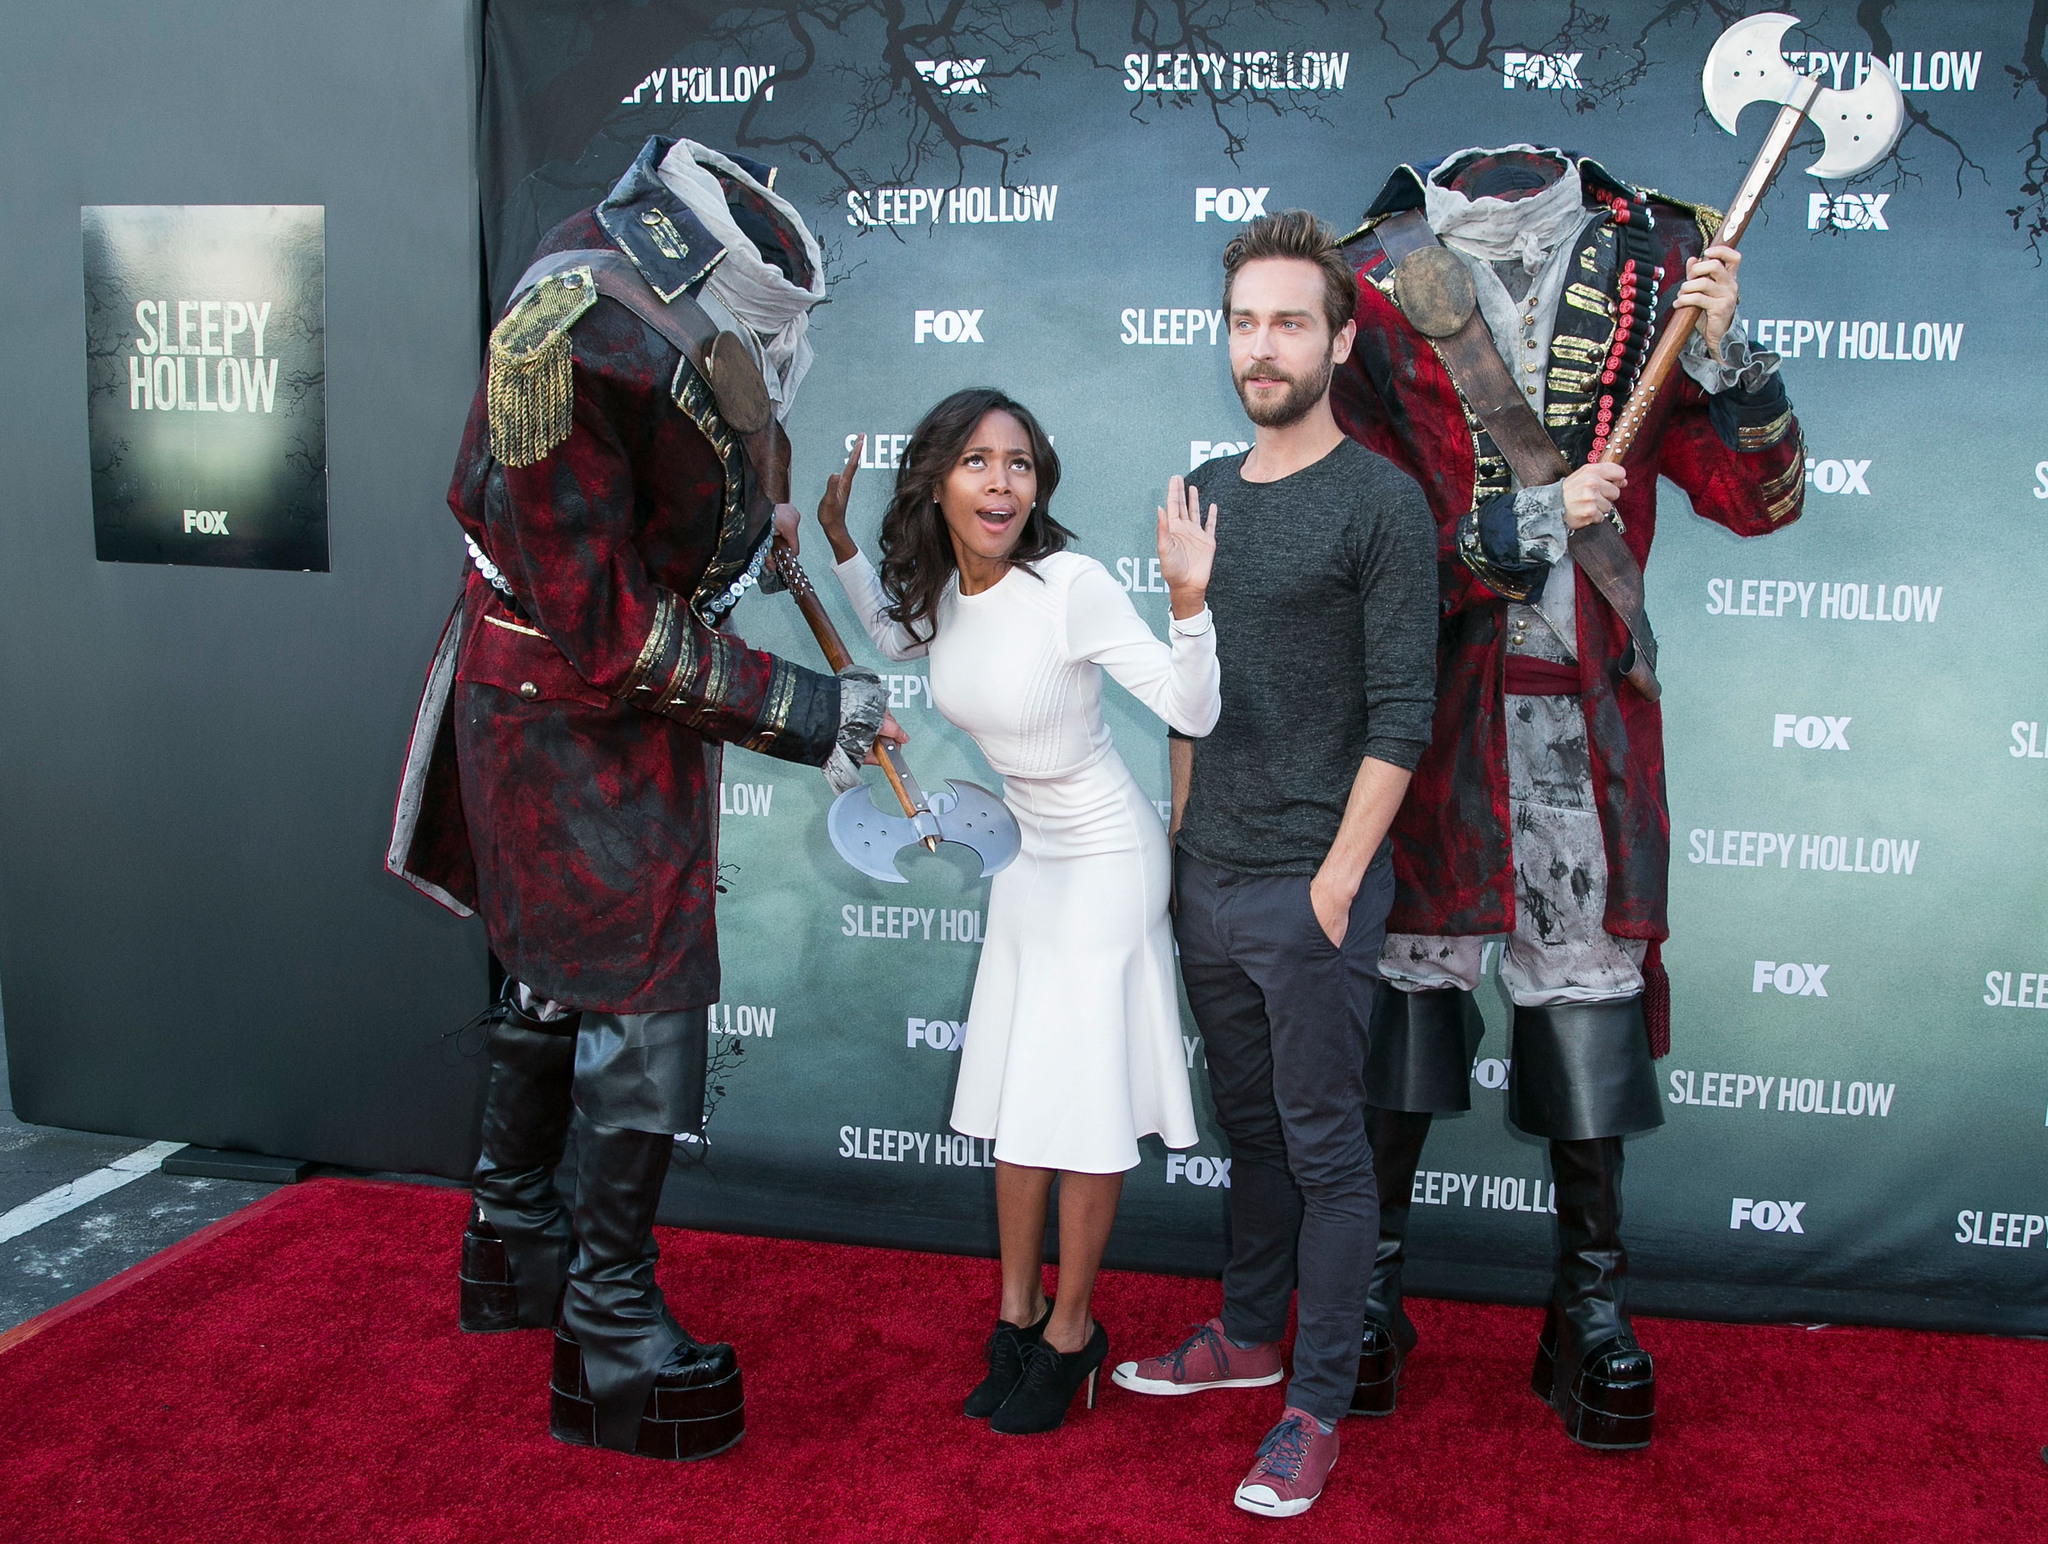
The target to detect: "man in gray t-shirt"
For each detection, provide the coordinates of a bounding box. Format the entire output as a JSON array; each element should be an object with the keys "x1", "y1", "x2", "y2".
[{"x1": 1108, "y1": 212, "x2": 1436, "y2": 1522}]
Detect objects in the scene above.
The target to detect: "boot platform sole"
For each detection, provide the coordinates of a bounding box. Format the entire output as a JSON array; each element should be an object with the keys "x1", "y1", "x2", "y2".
[
  {"x1": 458, "y1": 1275, "x2": 523, "y2": 1334},
  {"x1": 1348, "y1": 1343, "x2": 1402, "y2": 1417},
  {"x1": 1559, "y1": 1375, "x2": 1655, "y2": 1451},
  {"x1": 458, "y1": 1225, "x2": 557, "y2": 1334},
  {"x1": 548, "y1": 1327, "x2": 746, "y2": 1461},
  {"x1": 1530, "y1": 1334, "x2": 1654, "y2": 1451}
]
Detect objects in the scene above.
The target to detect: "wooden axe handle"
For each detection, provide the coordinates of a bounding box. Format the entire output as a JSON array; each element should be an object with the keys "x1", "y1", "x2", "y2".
[
  {"x1": 768, "y1": 536, "x2": 927, "y2": 834},
  {"x1": 1600, "y1": 78, "x2": 1820, "y2": 466}
]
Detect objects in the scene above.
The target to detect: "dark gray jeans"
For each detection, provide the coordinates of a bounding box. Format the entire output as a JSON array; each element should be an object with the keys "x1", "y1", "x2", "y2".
[{"x1": 1173, "y1": 848, "x2": 1392, "y2": 1424}]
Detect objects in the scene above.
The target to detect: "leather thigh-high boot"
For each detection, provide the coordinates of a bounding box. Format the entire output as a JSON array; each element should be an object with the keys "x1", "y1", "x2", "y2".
[
  {"x1": 548, "y1": 1009, "x2": 742, "y2": 1461},
  {"x1": 1508, "y1": 996, "x2": 1661, "y2": 1449},
  {"x1": 461, "y1": 993, "x2": 579, "y2": 1331},
  {"x1": 1352, "y1": 984, "x2": 1478, "y2": 1416},
  {"x1": 1533, "y1": 1136, "x2": 1655, "y2": 1450},
  {"x1": 1351, "y1": 1107, "x2": 1432, "y2": 1415}
]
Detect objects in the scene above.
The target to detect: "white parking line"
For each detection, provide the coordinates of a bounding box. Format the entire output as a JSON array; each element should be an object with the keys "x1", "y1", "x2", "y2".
[{"x1": 0, "y1": 1142, "x2": 187, "y2": 1244}]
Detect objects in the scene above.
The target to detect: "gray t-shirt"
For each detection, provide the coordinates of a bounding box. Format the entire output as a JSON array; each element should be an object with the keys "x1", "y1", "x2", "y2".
[{"x1": 1177, "y1": 436, "x2": 1438, "y2": 877}]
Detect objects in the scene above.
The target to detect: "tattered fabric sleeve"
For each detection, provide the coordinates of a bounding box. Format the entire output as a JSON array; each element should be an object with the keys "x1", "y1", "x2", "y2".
[{"x1": 487, "y1": 334, "x2": 842, "y2": 764}]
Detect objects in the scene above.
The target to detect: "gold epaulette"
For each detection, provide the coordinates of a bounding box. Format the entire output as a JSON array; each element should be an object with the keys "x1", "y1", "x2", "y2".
[
  {"x1": 487, "y1": 266, "x2": 597, "y2": 467},
  {"x1": 1635, "y1": 186, "x2": 1725, "y2": 247},
  {"x1": 1336, "y1": 210, "x2": 1394, "y2": 248},
  {"x1": 1337, "y1": 212, "x2": 1401, "y2": 290}
]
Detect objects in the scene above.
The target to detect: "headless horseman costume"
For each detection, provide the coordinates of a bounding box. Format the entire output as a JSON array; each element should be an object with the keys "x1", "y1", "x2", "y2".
[
  {"x1": 387, "y1": 137, "x2": 886, "y2": 1459},
  {"x1": 1330, "y1": 147, "x2": 1805, "y2": 1449}
]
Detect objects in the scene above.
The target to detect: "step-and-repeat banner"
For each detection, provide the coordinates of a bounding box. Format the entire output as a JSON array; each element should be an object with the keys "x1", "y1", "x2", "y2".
[{"x1": 478, "y1": 1, "x2": 2045, "y2": 1334}]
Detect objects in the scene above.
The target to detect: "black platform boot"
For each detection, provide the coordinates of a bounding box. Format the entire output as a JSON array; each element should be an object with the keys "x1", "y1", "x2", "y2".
[
  {"x1": 461, "y1": 993, "x2": 579, "y2": 1332},
  {"x1": 1352, "y1": 1107, "x2": 1433, "y2": 1416},
  {"x1": 1532, "y1": 1136, "x2": 1655, "y2": 1451},
  {"x1": 548, "y1": 1114, "x2": 744, "y2": 1461}
]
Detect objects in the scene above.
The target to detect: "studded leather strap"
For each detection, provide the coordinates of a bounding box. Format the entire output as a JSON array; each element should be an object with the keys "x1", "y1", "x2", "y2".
[{"x1": 1378, "y1": 210, "x2": 1660, "y2": 700}]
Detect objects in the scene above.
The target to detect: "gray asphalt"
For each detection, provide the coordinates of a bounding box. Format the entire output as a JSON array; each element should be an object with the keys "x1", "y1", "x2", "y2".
[{"x1": 0, "y1": 999, "x2": 462, "y2": 1335}]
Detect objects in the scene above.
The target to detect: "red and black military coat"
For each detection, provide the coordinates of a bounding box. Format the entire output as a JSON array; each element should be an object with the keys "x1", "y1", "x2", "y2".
[
  {"x1": 390, "y1": 138, "x2": 843, "y2": 1013},
  {"x1": 1331, "y1": 156, "x2": 1808, "y2": 950}
]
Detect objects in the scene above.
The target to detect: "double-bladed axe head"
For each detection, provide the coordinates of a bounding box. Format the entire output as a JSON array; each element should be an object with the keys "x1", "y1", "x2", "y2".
[
  {"x1": 827, "y1": 778, "x2": 1021, "y2": 884},
  {"x1": 1703, "y1": 13, "x2": 1904, "y2": 179}
]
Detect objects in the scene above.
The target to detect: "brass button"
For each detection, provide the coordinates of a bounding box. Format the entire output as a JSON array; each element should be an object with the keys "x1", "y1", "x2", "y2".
[
  {"x1": 519, "y1": 682, "x2": 539, "y2": 700},
  {"x1": 641, "y1": 209, "x2": 661, "y2": 225},
  {"x1": 1523, "y1": 362, "x2": 1537, "y2": 373},
  {"x1": 1526, "y1": 338, "x2": 1538, "y2": 348}
]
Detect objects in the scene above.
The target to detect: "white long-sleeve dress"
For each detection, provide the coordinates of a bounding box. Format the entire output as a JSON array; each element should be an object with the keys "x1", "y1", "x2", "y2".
[{"x1": 833, "y1": 549, "x2": 1220, "y2": 1173}]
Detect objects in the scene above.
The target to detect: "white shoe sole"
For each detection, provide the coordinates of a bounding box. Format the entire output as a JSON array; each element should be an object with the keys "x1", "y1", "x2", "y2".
[
  {"x1": 1110, "y1": 1362, "x2": 1285, "y2": 1396},
  {"x1": 1234, "y1": 1482, "x2": 1321, "y2": 1518}
]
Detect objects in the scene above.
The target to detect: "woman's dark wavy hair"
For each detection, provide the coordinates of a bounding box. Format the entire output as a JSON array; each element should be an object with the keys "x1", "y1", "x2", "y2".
[{"x1": 878, "y1": 387, "x2": 1070, "y2": 644}]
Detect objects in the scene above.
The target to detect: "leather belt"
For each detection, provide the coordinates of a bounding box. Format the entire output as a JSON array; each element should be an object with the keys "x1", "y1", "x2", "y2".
[{"x1": 1378, "y1": 208, "x2": 1661, "y2": 701}]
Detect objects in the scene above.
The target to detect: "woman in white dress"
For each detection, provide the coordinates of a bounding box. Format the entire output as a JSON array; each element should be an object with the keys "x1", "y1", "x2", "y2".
[{"x1": 814, "y1": 387, "x2": 1220, "y2": 1433}]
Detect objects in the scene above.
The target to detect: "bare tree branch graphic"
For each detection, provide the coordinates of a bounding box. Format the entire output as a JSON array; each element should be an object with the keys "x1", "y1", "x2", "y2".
[
  {"x1": 1850, "y1": 0, "x2": 1987, "y2": 201},
  {"x1": 1077, "y1": 0, "x2": 1342, "y2": 162},
  {"x1": 489, "y1": 1, "x2": 2037, "y2": 281},
  {"x1": 2007, "y1": 0, "x2": 2048, "y2": 256}
]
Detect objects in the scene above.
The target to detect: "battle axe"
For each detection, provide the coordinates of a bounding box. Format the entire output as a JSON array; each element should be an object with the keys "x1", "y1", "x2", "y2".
[
  {"x1": 738, "y1": 418, "x2": 1017, "y2": 886},
  {"x1": 1597, "y1": 13, "x2": 1905, "y2": 465},
  {"x1": 766, "y1": 532, "x2": 1020, "y2": 884}
]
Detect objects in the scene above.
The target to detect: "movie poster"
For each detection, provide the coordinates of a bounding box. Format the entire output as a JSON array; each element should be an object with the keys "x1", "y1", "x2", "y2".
[{"x1": 82, "y1": 204, "x2": 327, "y2": 572}]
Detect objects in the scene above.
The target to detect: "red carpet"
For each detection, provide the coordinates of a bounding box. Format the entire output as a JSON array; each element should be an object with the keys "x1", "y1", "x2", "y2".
[{"x1": 0, "y1": 1178, "x2": 2043, "y2": 1542}]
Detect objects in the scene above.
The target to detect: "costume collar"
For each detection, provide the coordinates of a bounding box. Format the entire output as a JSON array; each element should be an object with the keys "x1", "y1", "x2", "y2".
[
  {"x1": 1361, "y1": 149, "x2": 1639, "y2": 225},
  {"x1": 596, "y1": 136, "x2": 728, "y2": 303},
  {"x1": 1423, "y1": 148, "x2": 1587, "y2": 272}
]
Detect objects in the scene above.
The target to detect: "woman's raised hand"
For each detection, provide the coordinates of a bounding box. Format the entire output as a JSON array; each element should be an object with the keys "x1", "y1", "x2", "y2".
[
  {"x1": 816, "y1": 435, "x2": 863, "y2": 565},
  {"x1": 1156, "y1": 474, "x2": 1218, "y2": 621}
]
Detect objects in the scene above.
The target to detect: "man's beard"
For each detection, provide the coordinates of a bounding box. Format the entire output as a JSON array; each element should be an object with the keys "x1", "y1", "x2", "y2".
[{"x1": 1233, "y1": 349, "x2": 1335, "y2": 427}]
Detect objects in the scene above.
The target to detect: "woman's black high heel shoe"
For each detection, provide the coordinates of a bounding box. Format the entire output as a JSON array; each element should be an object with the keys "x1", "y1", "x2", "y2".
[
  {"x1": 989, "y1": 1321, "x2": 1107, "y2": 1434},
  {"x1": 964, "y1": 1301, "x2": 1053, "y2": 1418}
]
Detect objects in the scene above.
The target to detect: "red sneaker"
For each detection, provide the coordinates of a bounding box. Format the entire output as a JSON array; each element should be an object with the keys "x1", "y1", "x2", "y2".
[
  {"x1": 1110, "y1": 1317, "x2": 1284, "y2": 1396},
  {"x1": 1233, "y1": 1408, "x2": 1339, "y2": 1518}
]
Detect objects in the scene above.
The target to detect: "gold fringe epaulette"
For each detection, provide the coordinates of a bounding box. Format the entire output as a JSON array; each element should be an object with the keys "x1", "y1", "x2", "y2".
[
  {"x1": 487, "y1": 266, "x2": 597, "y2": 467},
  {"x1": 1337, "y1": 209, "x2": 1394, "y2": 249},
  {"x1": 1634, "y1": 186, "x2": 1725, "y2": 247}
]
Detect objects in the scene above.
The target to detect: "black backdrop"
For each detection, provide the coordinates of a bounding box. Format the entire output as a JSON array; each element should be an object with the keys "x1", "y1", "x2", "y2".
[{"x1": 0, "y1": 0, "x2": 488, "y2": 1177}]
